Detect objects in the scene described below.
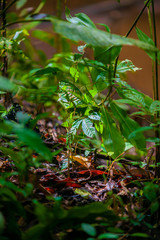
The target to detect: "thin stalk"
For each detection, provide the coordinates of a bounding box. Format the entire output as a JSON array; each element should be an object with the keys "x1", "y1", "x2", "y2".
[
  {"x1": 1, "y1": 0, "x2": 7, "y2": 77},
  {"x1": 151, "y1": 0, "x2": 160, "y2": 178},
  {"x1": 152, "y1": 0, "x2": 159, "y2": 102},
  {"x1": 0, "y1": 18, "x2": 51, "y2": 30},
  {"x1": 55, "y1": 0, "x2": 63, "y2": 53},
  {"x1": 147, "y1": 6, "x2": 156, "y2": 100},
  {"x1": 100, "y1": 0, "x2": 152, "y2": 106},
  {"x1": 1, "y1": 0, "x2": 13, "y2": 107},
  {"x1": 0, "y1": 0, "x2": 17, "y2": 18}
]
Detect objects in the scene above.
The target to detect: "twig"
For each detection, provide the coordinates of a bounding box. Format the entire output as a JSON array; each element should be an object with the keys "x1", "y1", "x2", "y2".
[
  {"x1": 0, "y1": 18, "x2": 51, "y2": 30},
  {"x1": 151, "y1": 0, "x2": 160, "y2": 178},
  {"x1": 0, "y1": 0, "x2": 17, "y2": 18},
  {"x1": 100, "y1": 0, "x2": 152, "y2": 106}
]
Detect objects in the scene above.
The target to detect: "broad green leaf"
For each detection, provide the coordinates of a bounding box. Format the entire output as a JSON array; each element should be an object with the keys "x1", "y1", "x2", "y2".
[
  {"x1": 0, "y1": 178, "x2": 32, "y2": 197},
  {"x1": 98, "y1": 233, "x2": 119, "y2": 239},
  {"x1": 6, "y1": 121, "x2": 52, "y2": 161},
  {"x1": 32, "y1": 30, "x2": 54, "y2": 46},
  {"x1": 149, "y1": 100, "x2": 160, "y2": 114},
  {"x1": 115, "y1": 78, "x2": 153, "y2": 111},
  {"x1": 16, "y1": 0, "x2": 27, "y2": 9},
  {"x1": 0, "y1": 76, "x2": 18, "y2": 92},
  {"x1": 136, "y1": 27, "x2": 160, "y2": 62},
  {"x1": 143, "y1": 183, "x2": 159, "y2": 202},
  {"x1": 70, "y1": 119, "x2": 82, "y2": 135},
  {"x1": 101, "y1": 107, "x2": 125, "y2": 158},
  {"x1": 117, "y1": 59, "x2": 141, "y2": 73},
  {"x1": 130, "y1": 233, "x2": 149, "y2": 238},
  {"x1": 81, "y1": 223, "x2": 96, "y2": 237},
  {"x1": 88, "y1": 112, "x2": 101, "y2": 121},
  {"x1": 65, "y1": 9, "x2": 96, "y2": 28},
  {"x1": 0, "y1": 146, "x2": 21, "y2": 163},
  {"x1": 94, "y1": 46, "x2": 121, "y2": 65},
  {"x1": 82, "y1": 118, "x2": 96, "y2": 138},
  {"x1": 51, "y1": 18, "x2": 158, "y2": 51},
  {"x1": 110, "y1": 102, "x2": 146, "y2": 150},
  {"x1": 129, "y1": 126, "x2": 154, "y2": 139},
  {"x1": 70, "y1": 66, "x2": 79, "y2": 81}
]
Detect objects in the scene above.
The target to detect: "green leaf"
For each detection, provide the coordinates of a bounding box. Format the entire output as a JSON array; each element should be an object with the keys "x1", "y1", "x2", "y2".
[
  {"x1": 70, "y1": 119, "x2": 82, "y2": 135},
  {"x1": 88, "y1": 112, "x2": 101, "y2": 121},
  {"x1": 6, "y1": 121, "x2": 52, "y2": 161},
  {"x1": 101, "y1": 107, "x2": 125, "y2": 158},
  {"x1": 143, "y1": 183, "x2": 159, "y2": 202},
  {"x1": 110, "y1": 102, "x2": 146, "y2": 150},
  {"x1": 0, "y1": 212, "x2": 5, "y2": 233},
  {"x1": 16, "y1": 0, "x2": 27, "y2": 9},
  {"x1": 128, "y1": 126, "x2": 154, "y2": 139},
  {"x1": 136, "y1": 27, "x2": 160, "y2": 62},
  {"x1": 149, "y1": 100, "x2": 160, "y2": 114},
  {"x1": 65, "y1": 9, "x2": 96, "y2": 28},
  {"x1": 75, "y1": 189, "x2": 92, "y2": 199},
  {"x1": 98, "y1": 233, "x2": 119, "y2": 239},
  {"x1": 0, "y1": 76, "x2": 18, "y2": 92},
  {"x1": 117, "y1": 59, "x2": 141, "y2": 73},
  {"x1": 51, "y1": 18, "x2": 158, "y2": 51},
  {"x1": 130, "y1": 233, "x2": 149, "y2": 238},
  {"x1": 34, "y1": 0, "x2": 46, "y2": 14},
  {"x1": 0, "y1": 146, "x2": 21, "y2": 164},
  {"x1": 94, "y1": 46, "x2": 121, "y2": 65},
  {"x1": 81, "y1": 223, "x2": 96, "y2": 237},
  {"x1": 82, "y1": 118, "x2": 96, "y2": 138},
  {"x1": 32, "y1": 30, "x2": 54, "y2": 46},
  {"x1": 151, "y1": 201, "x2": 159, "y2": 215},
  {"x1": 70, "y1": 66, "x2": 79, "y2": 81}
]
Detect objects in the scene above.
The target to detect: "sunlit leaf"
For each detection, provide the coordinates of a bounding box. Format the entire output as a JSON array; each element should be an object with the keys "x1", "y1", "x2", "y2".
[
  {"x1": 82, "y1": 118, "x2": 96, "y2": 138},
  {"x1": 51, "y1": 18, "x2": 158, "y2": 51},
  {"x1": 70, "y1": 119, "x2": 82, "y2": 135},
  {"x1": 71, "y1": 155, "x2": 91, "y2": 168},
  {"x1": 75, "y1": 189, "x2": 92, "y2": 199}
]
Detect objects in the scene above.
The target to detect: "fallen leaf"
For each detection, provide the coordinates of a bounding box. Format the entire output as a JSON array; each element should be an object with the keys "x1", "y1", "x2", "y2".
[
  {"x1": 45, "y1": 187, "x2": 55, "y2": 194},
  {"x1": 71, "y1": 155, "x2": 91, "y2": 168},
  {"x1": 74, "y1": 188, "x2": 92, "y2": 198},
  {"x1": 78, "y1": 170, "x2": 108, "y2": 176}
]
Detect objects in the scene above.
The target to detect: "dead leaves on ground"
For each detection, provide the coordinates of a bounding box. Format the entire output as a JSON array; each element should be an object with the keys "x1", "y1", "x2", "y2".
[{"x1": 0, "y1": 118, "x2": 155, "y2": 208}]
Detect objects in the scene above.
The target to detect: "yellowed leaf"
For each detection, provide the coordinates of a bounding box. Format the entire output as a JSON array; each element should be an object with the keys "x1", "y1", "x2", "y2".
[{"x1": 70, "y1": 155, "x2": 91, "y2": 168}]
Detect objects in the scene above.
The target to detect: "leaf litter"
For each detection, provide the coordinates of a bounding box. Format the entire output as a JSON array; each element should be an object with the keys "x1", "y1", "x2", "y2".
[{"x1": 0, "y1": 117, "x2": 154, "y2": 206}]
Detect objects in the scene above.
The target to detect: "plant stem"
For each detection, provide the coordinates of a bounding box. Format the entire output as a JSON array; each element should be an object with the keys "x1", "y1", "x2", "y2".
[
  {"x1": 0, "y1": 18, "x2": 51, "y2": 30},
  {"x1": 151, "y1": 0, "x2": 160, "y2": 178},
  {"x1": 56, "y1": 0, "x2": 63, "y2": 53},
  {"x1": 0, "y1": 0, "x2": 13, "y2": 107},
  {"x1": 147, "y1": 6, "x2": 156, "y2": 100},
  {"x1": 0, "y1": 0, "x2": 17, "y2": 18},
  {"x1": 1, "y1": 0, "x2": 7, "y2": 77},
  {"x1": 100, "y1": 0, "x2": 152, "y2": 106}
]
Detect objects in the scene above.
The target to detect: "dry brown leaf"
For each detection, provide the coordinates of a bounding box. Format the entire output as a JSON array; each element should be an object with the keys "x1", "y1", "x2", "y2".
[{"x1": 70, "y1": 155, "x2": 91, "y2": 169}]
